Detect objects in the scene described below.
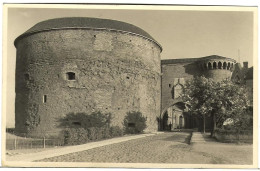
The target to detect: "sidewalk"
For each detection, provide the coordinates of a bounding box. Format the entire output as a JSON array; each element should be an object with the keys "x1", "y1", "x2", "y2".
[
  {"x1": 190, "y1": 132, "x2": 216, "y2": 143},
  {"x1": 5, "y1": 132, "x2": 163, "y2": 162}
]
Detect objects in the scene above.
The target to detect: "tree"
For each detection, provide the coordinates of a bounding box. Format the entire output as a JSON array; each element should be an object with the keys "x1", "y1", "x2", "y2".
[{"x1": 182, "y1": 76, "x2": 249, "y2": 137}]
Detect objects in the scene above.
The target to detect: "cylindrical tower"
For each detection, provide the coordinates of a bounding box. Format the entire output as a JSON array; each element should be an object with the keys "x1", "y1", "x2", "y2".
[
  {"x1": 14, "y1": 17, "x2": 162, "y2": 137},
  {"x1": 198, "y1": 55, "x2": 236, "y2": 81}
]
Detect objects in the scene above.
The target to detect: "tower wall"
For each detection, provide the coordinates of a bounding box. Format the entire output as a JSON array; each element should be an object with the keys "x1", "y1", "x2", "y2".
[
  {"x1": 199, "y1": 59, "x2": 235, "y2": 81},
  {"x1": 15, "y1": 29, "x2": 161, "y2": 137},
  {"x1": 204, "y1": 69, "x2": 233, "y2": 82}
]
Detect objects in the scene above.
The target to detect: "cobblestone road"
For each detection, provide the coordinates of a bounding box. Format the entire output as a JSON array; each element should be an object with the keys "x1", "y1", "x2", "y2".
[{"x1": 39, "y1": 132, "x2": 252, "y2": 164}]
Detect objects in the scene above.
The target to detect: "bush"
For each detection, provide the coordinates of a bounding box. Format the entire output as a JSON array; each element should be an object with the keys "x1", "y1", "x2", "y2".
[
  {"x1": 123, "y1": 111, "x2": 147, "y2": 134},
  {"x1": 215, "y1": 128, "x2": 253, "y2": 143},
  {"x1": 60, "y1": 112, "x2": 125, "y2": 145},
  {"x1": 59, "y1": 112, "x2": 112, "y2": 129},
  {"x1": 63, "y1": 128, "x2": 89, "y2": 145},
  {"x1": 215, "y1": 128, "x2": 252, "y2": 135},
  {"x1": 102, "y1": 126, "x2": 112, "y2": 139},
  {"x1": 110, "y1": 126, "x2": 124, "y2": 137},
  {"x1": 87, "y1": 127, "x2": 98, "y2": 141}
]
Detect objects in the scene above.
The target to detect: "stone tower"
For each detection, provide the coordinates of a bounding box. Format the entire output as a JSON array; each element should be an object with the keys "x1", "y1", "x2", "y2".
[
  {"x1": 14, "y1": 17, "x2": 162, "y2": 137},
  {"x1": 198, "y1": 55, "x2": 236, "y2": 81}
]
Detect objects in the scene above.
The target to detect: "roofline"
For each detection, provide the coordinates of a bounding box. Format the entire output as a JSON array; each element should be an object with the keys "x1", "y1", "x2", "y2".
[
  {"x1": 161, "y1": 55, "x2": 236, "y2": 65},
  {"x1": 14, "y1": 27, "x2": 163, "y2": 52}
]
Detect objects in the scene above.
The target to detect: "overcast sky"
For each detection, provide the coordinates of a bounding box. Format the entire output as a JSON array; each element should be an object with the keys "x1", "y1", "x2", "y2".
[{"x1": 5, "y1": 5, "x2": 255, "y2": 127}]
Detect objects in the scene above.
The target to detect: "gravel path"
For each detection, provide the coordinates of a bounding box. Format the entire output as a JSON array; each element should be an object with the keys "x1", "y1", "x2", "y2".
[{"x1": 38, "y1": 132, "x2": 252, "y2": 164}]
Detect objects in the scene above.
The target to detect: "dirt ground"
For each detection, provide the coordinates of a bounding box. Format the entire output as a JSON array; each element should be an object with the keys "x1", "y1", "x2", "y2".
[{"x1": 38, "y1": 132, "x2": 253, "y2": 164}]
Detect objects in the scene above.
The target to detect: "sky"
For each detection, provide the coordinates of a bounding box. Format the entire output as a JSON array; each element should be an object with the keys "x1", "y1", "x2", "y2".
[{"x1": 5, "y1": 5, "x2": 255, "y2": 128}]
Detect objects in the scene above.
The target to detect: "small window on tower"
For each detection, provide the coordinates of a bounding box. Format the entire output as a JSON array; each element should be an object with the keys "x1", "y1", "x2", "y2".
[
  {"x1": 66, "y1": 72, "x2": 76, "y2": 80},
  {"x1": 43, "y1": 95, "x2": 47, "y2": 103},
  {"x1": 72, "y1": 122, "x2": 81, "y2": 126},
  {"x1": 24, "y1": 73, "x2": 29, "y2": 81}
]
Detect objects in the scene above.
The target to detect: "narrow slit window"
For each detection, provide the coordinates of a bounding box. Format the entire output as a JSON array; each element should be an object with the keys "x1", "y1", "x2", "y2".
[
  {"x1": 169, "y1": 84, "x2": 171, "y2": 88},
  {"x1": 43, "y1": 95, "x2": 47, "y2": 103},
  {"x1": 24, "y1": 73, "x2": 29, "y2": 81},
  {"x1": 66, "y1": 72, "x2": 76, "y2": 80},
  {"x1": 72, "y1": 122, "x2": 81, "y2": 126},
  {"x1": 128, "y1": 123, "x2": 135, "y2": 128}
]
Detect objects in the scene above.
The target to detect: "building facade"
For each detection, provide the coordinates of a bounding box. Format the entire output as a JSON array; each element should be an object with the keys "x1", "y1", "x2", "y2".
[{"x1": 160, "y1": 55, "x2": 236, "y2": 131}]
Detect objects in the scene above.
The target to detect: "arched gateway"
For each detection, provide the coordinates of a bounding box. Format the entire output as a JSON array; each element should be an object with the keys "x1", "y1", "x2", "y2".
[{"x1": 158, "y1": 98, "x2": 197, "y2": 131}]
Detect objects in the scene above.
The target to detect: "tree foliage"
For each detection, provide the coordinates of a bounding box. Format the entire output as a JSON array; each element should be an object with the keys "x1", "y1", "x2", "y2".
[
  {"x1": 59, "y1": 112, "x2": 124, "y2": 145},
  {"x1": 123, "y1": 111, "x2": 147, "y2": 134},
  {"x1": 182, "y1": 76, "x2": 251, "y2": 135},
  {"x1": 58, "y1": 111, "x2": 112, "y2": 129}
]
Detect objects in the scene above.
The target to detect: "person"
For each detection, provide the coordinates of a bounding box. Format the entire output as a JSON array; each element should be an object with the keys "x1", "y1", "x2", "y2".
[{"x1": 169, "y1": 122, "x2": 172, "y2": 131}]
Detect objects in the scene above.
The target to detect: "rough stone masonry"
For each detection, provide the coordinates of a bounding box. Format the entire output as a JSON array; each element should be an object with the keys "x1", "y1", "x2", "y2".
[{"x1": 14, "y1": 17, "x2": 162, "y2": 137}]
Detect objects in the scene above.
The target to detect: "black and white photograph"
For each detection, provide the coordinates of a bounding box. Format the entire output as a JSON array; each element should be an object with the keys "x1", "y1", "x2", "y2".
[{"x1": 2, "y1": 4, "x2": 258, "y2": 168}]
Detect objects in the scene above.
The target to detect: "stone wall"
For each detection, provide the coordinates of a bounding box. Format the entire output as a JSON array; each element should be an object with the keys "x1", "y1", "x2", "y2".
[
  {"x1": 161, "y1": 62, "x2": 202, "y2": 113},
  {"x1": 204, "y1": 69, "x2": 233, "y2": 82},
  {"x1": 15, "y1": 29, "x2": 161, "y2": 137}
]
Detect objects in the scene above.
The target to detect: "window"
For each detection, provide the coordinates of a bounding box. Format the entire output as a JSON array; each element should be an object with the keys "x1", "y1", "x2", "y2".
[
  {"x1": 213, "y1": 62, "x2": 217, "y2": 69},
  {"x1": 218, "y1": 62, "x2": 222, "y2": 69},
  {"x1": 173, "y1": 84, "x2": 183, "y2": 99},
  {"x1": 66, "y1": 72, "x2": 76, "y2": 80},
  {"x1": 223, "y1": 62, "x2": 227, "y2": 69},
  {"x1": 72, "y1": 122, "x2": 81, "y2": 126},
  {"x1": 128, "y1": 123, "x2": 135, "y2": 127},
  {"x1": 24, "y1": 73, "x2": 29, "y2": 81},
  {"x1": 43, "y1": 95, "x2": 47, "y2": 103},
  {"x1": 208, "y1": 62, "x2": 212, "y2": 69},
  {"x1": 169, "y1": 84, "x2": 171, "y2": 88}
]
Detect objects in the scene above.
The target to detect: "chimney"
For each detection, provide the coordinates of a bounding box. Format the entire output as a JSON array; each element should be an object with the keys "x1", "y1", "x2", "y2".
[{"x1": 243, "y1": 62, "x2": 248, "y2": 69}]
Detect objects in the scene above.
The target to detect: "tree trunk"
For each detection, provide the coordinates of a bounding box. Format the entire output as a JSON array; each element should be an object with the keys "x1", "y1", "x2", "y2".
[{"x1": 211, "y1": 113, "x2": 216, "y2": 137}]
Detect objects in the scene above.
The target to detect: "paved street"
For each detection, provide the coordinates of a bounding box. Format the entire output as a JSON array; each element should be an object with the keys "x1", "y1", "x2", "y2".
[{"x1": 38, "y1": 132, "x2": 252, "y2": 164}]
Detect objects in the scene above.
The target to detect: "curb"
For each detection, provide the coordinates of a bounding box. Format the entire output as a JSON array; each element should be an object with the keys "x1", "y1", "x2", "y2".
[{"x1": 6, "y1": 132, "x2": 163, "y2": 162}]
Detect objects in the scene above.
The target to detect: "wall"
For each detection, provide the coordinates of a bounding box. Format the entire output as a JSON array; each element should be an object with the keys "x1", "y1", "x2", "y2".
[
  {"x1": 204, "y1": 69, "x2": 233, "y2": 82},
  {"x1": 15, "y1": 29, "x2": 161, "y2": 137},
  {"x1": 161, "y1": 61, "x2": 202, "y2": 113}
]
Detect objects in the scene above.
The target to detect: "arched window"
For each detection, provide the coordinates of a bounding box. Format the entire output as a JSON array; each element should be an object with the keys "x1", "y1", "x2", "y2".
[
  {"x1": 223, "y1": 62, "x2": 227, "y2": 69},
  {"x1": 213, "y1": 62, "x2": 217, "y2": 69},
  {"x1": 173, "y1": 84, "x2": 183, "y2": 99},
  {"x1": 208, "y1": 62, "x2": 212, "y2": 69},
  {"x1": 66, "y1": 72, "x2": 76, "y2": 80},
  {"x1": 227, "y1": 62, "x2": 231, "y2": 70},
  {"x1": 218, "y1": 62, "x2": 222, "y2": 69}
]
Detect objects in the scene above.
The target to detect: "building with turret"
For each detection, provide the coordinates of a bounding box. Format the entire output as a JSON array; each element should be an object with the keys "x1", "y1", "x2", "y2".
[{"x1": 160, "y1": 55, "x2": 236, "y2": 131}]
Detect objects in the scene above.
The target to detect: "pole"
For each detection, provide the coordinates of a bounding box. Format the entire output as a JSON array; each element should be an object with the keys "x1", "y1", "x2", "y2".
[
  {"x1": 172, "y1": 110, "x2": 174, "y2": 131},
  {"x1": 43, "y1": 137, "x2": 45, "y2": 148},
  {"x1": 203, "y1": 114, "x2": 206, "y2": 134}
]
